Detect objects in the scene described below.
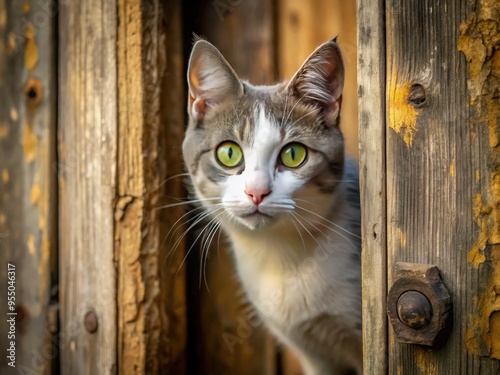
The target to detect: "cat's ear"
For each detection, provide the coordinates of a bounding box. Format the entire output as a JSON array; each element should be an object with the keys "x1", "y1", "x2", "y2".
[
  {"x1": 286, "y1": 38, "x2": 344, "y2": 126},
  {"x1": 187, "y1": 39, "x2": 243, "y2": 121}
]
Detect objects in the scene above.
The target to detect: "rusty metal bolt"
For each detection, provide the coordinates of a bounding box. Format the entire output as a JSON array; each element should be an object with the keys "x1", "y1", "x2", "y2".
[
  {"x1": 84, "y1": 310, "x2": 98, "y2": 334},
  {"x1": 387, "y1": 262, "x2": 451, "y2": 346},
  {"x1": 397, "y1": 291, "x2": 433, "y2": 329}
]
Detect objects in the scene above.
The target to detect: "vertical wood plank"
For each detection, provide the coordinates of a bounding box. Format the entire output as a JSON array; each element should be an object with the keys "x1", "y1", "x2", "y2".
[
  {"x1": 0, "y1": 1, "x2": 56, "y2": 373},
  {"x1": 277, "y1": 0, "x2": 359, "y2": 159},
  {"x1": 357, "y1": 0, "x2": 388, "y2": 373},
  {"x1": 58, "y1": 0, "x2": 117, "y2": 373},
  {"x1": 189, "y1": 1, "x2": 277, "y2": 374},
  {"x1": 116, "y1": 0, "x2": 187, "y2": 373},
  {"x1": 158, "y1": 0, "x2": 188, "y2": 373},
  {"x1": 386, "y1": 0, "x2": 500, "y2": 373}
]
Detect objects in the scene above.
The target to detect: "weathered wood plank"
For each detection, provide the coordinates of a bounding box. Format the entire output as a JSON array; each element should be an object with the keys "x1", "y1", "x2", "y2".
[
  {"x1": 158, "y1": 0, "x2": 188, "y2": 373},
  {"x1": 357, "y1": 0, "x2": 387, "y2": 374},
  {"x1": 58, "y1": 0, "x2": 117, "y2": 373},
  {"x1": 115, "y1": 0, "x2": 171, "y2": 373},
  {"x1": 357, "y1": 0, "x2": 388, "y2": 373},
  {"x1": 189, "y1": 1, "x2": 277, "y2": 373},
  {"x1": 386, "y1": 0, "x2": 500, "y2": 373},
  {"x1": 0, "y1": 1, "x2": 56, "y2": 374}
]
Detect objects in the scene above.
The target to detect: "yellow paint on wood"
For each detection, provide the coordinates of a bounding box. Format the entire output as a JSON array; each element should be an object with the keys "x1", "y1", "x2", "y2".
[
  {"x1": 6, "y1": 33, "x2": 16, "y2": 55},
  {"x1": 2, "y1": 169, "x2": 9, "y2": 183},
  {"x1": 10, "y1": 107, "x2": 18, "y2": 121},
  {"x1": 27, "y1": 234, "x2": 36, "y2": 255},
  {"x1": 450, "y1": 163, "x2": 455, "y2": 177},
  {"x1": 24, "y1": 24, "x2": 38, "y2": 70},
  {"x1": 22, "y1": 123, "x2": 37, "y2": 162},
  {"x1": 30, "y1": 184, "x2": 40, "y2": 205},
  {"x1": 0, "y1": 213, "x2": 6, "y2": 225},
  {"x1": 389, "y1": 80, "x2": 419, "y2": 146},
  {"x1": 0, "y1": 123, "x2": 9, "y2": 139},
  {"x1": 23, "y1": 2, "x2": 30, "y2": 13},
  {"x1": 396, "y1": 227, "x2": 406, "y2": 248},
  {"x1": 469, "y1": 194, "x2": 488, "y2": 267},
  {"x1": 477, "y1": 170, "x2": 481, "y2": 181}
]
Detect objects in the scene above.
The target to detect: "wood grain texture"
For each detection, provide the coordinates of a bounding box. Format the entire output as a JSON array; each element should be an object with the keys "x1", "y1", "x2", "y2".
[
  {"x1": 0, "y1": 1, "x2": 56, "y2": 374},
  {"x1": 58, "y1": 0, "x2": 117, "y2": 373},
  {"x1": 189, "y1": 1, "x2": 277, "y2": 373},
  {"x1": 115, "y1": 0, "x2": 171, "y2": 373},
  {"x1": 357, "y1": 0, "x2": 388, "y2": 373},
  {"x1": 278, "y1": 0, "x2": 359, "y2": 160},
  {"x1": 386, "y1": 0, "x2": 500, "y2": 373},
  {"x1": 158, "y1": 0, "x2": 188, "y2": 373}
]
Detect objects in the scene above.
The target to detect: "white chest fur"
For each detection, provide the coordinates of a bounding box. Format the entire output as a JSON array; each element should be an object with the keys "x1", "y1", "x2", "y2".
[{"x1": 225, "y1": 204, "x2": 361, "y2": 331}]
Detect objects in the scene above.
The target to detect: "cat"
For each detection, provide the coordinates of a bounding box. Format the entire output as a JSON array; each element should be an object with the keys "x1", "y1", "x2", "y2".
[{"x1": 182, "y1": 37, "x2": 362, "y2": 375}]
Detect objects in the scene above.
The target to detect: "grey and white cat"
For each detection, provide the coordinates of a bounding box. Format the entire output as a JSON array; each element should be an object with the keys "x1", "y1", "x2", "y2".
[{"x1": 182, "y1": 38, "x2": 362, "y2": 375}]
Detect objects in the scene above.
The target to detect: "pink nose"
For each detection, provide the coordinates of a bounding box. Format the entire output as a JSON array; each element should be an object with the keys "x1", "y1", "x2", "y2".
[{"x1": 245, "y1": 187, "x2": 271, "y2": 206}]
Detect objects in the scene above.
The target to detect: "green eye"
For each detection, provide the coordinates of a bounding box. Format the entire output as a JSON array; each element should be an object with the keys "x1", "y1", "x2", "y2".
[
  {"x1": 280, "y1": 143, "x2": 307, "y2": 168},
  {"x1": 216, "y1": 141, "x2": 244, "y2": 168}
]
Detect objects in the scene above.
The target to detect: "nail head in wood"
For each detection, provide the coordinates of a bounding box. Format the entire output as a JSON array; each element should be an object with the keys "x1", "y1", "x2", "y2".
[{"x1": 84, "y1": 310, "x2": 98, "y2": 334}]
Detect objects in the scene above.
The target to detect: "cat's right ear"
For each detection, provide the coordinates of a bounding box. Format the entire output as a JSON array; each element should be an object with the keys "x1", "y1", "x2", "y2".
[{"x1": 187, "y1": 40, "x2": 243, "y2": 121}]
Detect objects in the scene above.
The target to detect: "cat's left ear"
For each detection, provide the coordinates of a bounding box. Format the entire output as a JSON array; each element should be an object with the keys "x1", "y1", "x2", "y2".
[
  {"x1": 287, "y1": 38, "x2": 344, "y2": 126},
  {"x1": 187, "y1": 39, "x2": 243, "y2": 122}
]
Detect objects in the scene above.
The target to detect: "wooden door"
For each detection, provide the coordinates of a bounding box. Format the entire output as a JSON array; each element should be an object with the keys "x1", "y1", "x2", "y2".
[{"x1": 359, "y1": 0, "x2": 500, "y2": 373}]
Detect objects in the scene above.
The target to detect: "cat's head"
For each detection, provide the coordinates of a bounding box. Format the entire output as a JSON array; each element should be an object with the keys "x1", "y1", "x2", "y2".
[{"x1": 183, "y1": 38, "x2": 346, "y2": 231}]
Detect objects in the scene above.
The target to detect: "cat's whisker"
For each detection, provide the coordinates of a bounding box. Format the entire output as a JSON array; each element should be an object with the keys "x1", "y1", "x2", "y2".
[
  {"x1": 200, "y1": 216, "x2": 224, "y2": 291},
  {"x1": 288, "y1": 108, "x2": 317, "y2": 128},
  {"x1": 283, "y1": 90, "x2": 311, "y2": 127},
  {"x1": 175, "y1": 208, "x2": 225, "y2": 279},
  {"x1": 292, "y1": 208, "x2": 358, "y2": 250},
  {"x1": 160, "y1": 204, "x2": 206, "y2": 258},
  {"x1": 289, "y1": 212, "x2": 329, "y2": 258},
  {"x1": 294, "y1": 204, "x2": 361, "y2": 239},
  {"x1": 287, "y1": 214, "x2": 307, "y2": 253},
  {"x1": 163, "y1": 207, "x2": 221, "y2": 268},
  {"x1": 153, "y1": 197, "x2": 223, "y2": 211}
]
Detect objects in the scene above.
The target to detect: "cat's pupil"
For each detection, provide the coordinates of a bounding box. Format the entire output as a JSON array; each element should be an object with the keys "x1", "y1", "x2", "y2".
[
  {"x1": 291, "y1": 147, "x2": 296, "y2": 160},
  {"x1": 228, "y1": 147, "x2": 233, "y2": 159}
]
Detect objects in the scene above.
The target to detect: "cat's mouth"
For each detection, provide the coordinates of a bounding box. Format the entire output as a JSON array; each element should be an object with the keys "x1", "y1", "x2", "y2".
[
  {"x1": 233, "y1": 208, "x2": 276, "y2": 230},
  {"x1": 241, "y1": 210, "x2": 272, "y2": 219}
]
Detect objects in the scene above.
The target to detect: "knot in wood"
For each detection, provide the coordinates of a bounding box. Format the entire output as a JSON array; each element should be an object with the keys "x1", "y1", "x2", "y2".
[
  {"x1": 407, "y1": 83, "x2": 426, "y2": 108},
  {"x1": 24, "y1": 78, "x2": 43, "y2": 107},
  {"x1": 397, "y1": 291, "x2": 433, "y2": 329},
  {"x1": 84, "y1": 310, "x2": 98, "y2": 333}
]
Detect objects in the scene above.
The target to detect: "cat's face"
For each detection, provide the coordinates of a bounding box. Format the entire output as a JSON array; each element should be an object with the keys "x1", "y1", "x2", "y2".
[{"x1": 183, "y1": 39, "x2": 345, "y2": 231}]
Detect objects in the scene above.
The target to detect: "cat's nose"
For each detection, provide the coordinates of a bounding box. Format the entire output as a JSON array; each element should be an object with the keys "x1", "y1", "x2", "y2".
[{"x1": 244, "y1": 187, "x2": 271, "y2": 206}]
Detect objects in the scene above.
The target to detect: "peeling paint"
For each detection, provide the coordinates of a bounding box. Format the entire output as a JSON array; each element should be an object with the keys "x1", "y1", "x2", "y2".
[
  {"x1": 10, "y1": 107, "x2": 18, "y2": 122},
  {"x1": 2, "y1": 169, "x2": 9, "y2": 183},
  {"x1": 389, "y1": 80, "x2": 419, "y2": 146},
  {"x1": 0, "y1": 123, "x2": 9, "y2": 139},
  {"x1": 30, "y1": 184, "x2": 40, "y2": 205},
  {"x1": 27, "y1": 234, "x2": 35, "y2": 255},
  {"x1": 469, "y1": 194, "x2": 488, "y2": 267},
  {"x1": 460, "y1": 0, "x2": 500, "y2": 359},
  {"x1": 24, "y1": 24, "x2": 38, "y2": 70},
  {"x1": 22, "y1": 123, "x2": 37, "y2": 162},
  {"x1": 396, "y1": 227, "x2": 406, "y2": 248}
]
